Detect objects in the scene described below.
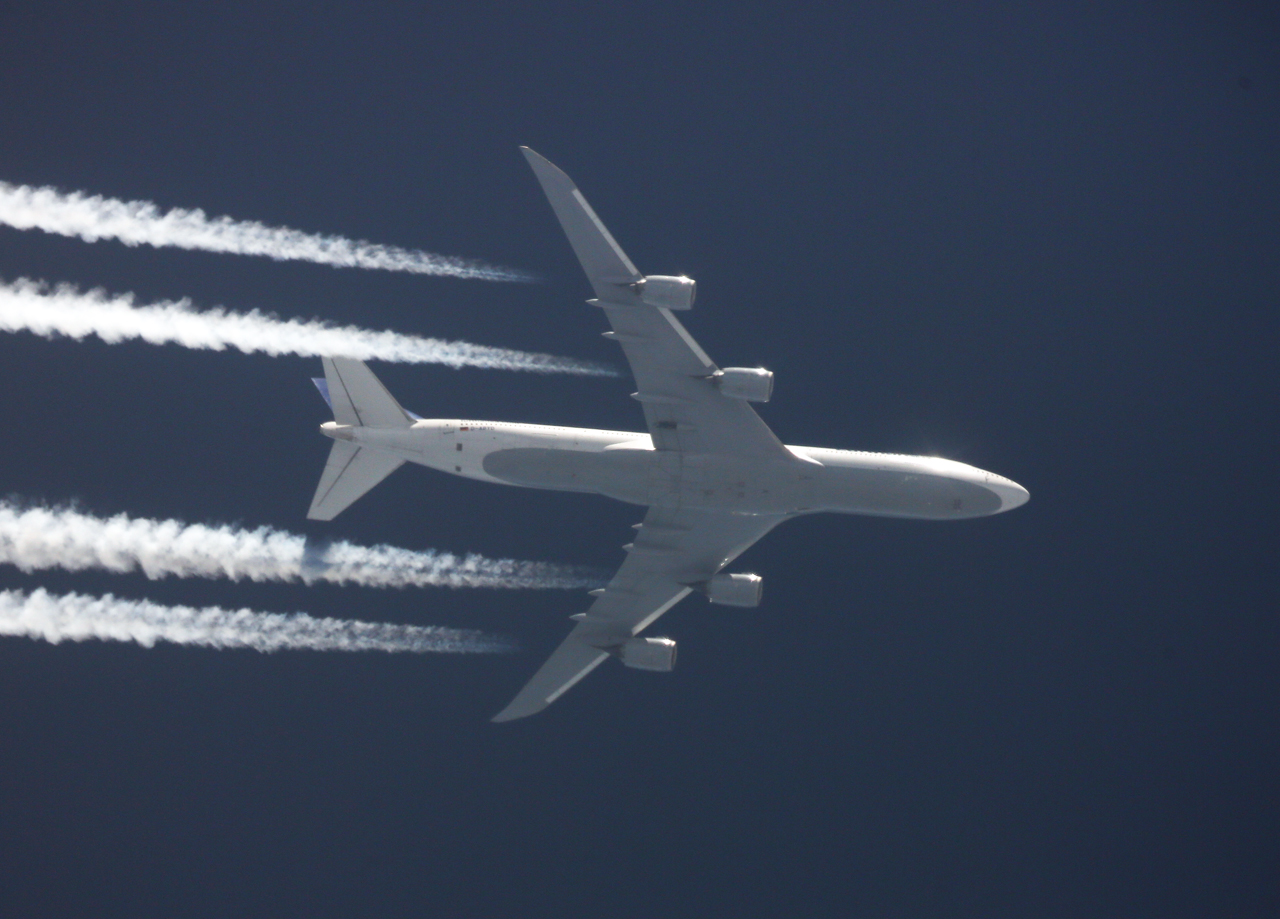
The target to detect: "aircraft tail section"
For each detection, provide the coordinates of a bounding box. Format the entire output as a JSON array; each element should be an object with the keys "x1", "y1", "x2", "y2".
[{"x1": 306, "y1": 357, "x2": 411, "y2": 521}]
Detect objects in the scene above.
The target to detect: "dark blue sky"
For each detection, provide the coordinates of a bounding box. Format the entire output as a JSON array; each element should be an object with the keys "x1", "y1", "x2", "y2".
[{"x1": 1, "y1": 3, "x2": 1276, "y2": 916}]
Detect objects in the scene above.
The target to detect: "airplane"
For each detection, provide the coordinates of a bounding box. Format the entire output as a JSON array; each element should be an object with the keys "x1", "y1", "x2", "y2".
[{"x1": 304, "y1": 147, "x2": 1030, "y2": 722}]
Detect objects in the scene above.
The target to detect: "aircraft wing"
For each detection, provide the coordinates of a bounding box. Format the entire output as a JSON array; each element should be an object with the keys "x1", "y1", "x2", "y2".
[
  {"x1": 495, "y1": 150, "x2": 792, "y2": 721},
  {"x1": 522, "y1": 147, "x2": 787, "y2": 459},
  {"x1": 491, "y1": 506, "x2": 784, "y2": 722}
]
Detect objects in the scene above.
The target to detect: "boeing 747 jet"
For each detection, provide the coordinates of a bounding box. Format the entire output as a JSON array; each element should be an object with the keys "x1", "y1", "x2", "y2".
[{"x1": 304, "y1": 148, "x2": 1029, "y2": 721}]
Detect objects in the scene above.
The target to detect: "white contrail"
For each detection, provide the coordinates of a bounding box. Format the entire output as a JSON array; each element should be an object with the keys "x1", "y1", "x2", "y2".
[
  {"x1": 0, "y1": 277, "x2": 614, "y2": 376},
  {"x1": 0, "y1": 588, "x2": 511, "y2": 654},
  {"x1": 0, "y1": 503, "x2": 601, "y2": 590},
  {"x1": 0, "y1": 180, "x2": 534, "y2": 282}
]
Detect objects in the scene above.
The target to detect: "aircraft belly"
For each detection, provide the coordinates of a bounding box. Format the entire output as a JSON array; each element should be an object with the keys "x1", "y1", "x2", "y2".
[
  {"x1": 482, "y1": 447, "x2": 636, "y2": 498},
  {"x1": 352, "y1": 425, "x2": 823, "y2": 512},
  {"x1": 675, "y1": 454, "x2": 814, "y2": 513},
  {"x1": 816, "y1": 466, "x2": 1002, "y2": 519},
  {"x1": 645, "y1": 451, "x2": 683, "y2": 507},
  {"x1": 478, "y1": 446, "x2": 816, "y2": 513}
]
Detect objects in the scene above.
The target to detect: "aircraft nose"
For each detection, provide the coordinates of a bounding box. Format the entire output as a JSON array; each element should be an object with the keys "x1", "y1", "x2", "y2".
[{"x1": 987, "y1": 478, "x2": 1030, "y2": 513}]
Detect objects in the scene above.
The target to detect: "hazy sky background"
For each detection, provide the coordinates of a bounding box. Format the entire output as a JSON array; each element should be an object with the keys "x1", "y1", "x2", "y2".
[{"x1": 0, "y1": 3, "x2": 1276, "y2": 916}]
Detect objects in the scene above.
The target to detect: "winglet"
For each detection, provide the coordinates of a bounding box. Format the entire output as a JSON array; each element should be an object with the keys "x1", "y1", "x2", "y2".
[{"x1": 520, "y1": 147, "x2": 643, "y2": 300}]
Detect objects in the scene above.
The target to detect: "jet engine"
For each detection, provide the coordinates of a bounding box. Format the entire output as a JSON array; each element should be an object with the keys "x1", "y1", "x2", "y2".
[
  {"x1": 705, "y1": 572, "x2": 763, "y2": 607},
  {"x1": 620, "y1": 636, "x2": 677, "y2": 671},
  {"x1": 714, "y1": 367, "x2": 774, "y2": 403},
  {"x1": 636, "y1": 275, "x2": 696, "y2": 310}
]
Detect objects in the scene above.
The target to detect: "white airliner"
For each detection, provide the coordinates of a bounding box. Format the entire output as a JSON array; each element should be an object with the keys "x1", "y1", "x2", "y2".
[{"x1": 304, "y1": 147, "x2": 1029, "y2": 722}]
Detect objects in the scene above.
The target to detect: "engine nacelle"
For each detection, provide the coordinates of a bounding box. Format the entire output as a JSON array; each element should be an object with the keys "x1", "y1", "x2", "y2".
[
  {"x1": 637, "y1": 275, "x2": 696, "y2": 310},
  {"x1": 715, "y1": 368, "x2": 774, "y2": 403},
  {"x1": 621, "y1": 636, "x2": 677, "y2": 671},
  {"x1": 705, "y1": 572, "x2": 763, "y2": 607}
]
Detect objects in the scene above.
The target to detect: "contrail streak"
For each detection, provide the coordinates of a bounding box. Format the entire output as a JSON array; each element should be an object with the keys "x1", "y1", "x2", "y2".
[
  {"x1": 0, "y1": 503, "x2": 602, "y2": 590},
  {"x1": 0, "y1": 180, "x2": 534, "y2": 282},
  {"x1": 0, "y1": 588, "x2": 512, "y2": 654},
  {"x1": 0, "y1": 277, "x2": 615, "y2": 376}
]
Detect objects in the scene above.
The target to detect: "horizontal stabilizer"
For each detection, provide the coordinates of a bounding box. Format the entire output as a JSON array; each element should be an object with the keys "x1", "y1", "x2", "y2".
[
  {"x1": 307, "y1": 441, "x2": 404, "y2": 521},
  {"x1": 323, "y1": 357, "x2": 412, "y2": 428}
]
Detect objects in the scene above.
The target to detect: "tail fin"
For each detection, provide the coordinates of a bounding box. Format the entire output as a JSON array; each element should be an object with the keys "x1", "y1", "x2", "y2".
[{"x1": 306, "y1": 358, "x2": 411, "y2": 521}]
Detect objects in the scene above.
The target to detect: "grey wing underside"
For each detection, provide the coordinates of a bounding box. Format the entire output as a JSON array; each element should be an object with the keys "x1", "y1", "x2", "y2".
[
  {"x1": 491, "y1": 506, "x2": 784, "y2": 722},
  {"x1": 521, "y1": 147, "x2": 787, "y2": 459}
]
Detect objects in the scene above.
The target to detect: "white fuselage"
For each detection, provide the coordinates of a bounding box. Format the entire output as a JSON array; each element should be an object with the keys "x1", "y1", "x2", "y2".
[{"x1": 323, "y1": 419, "x2": 1029, "y2": 519}]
